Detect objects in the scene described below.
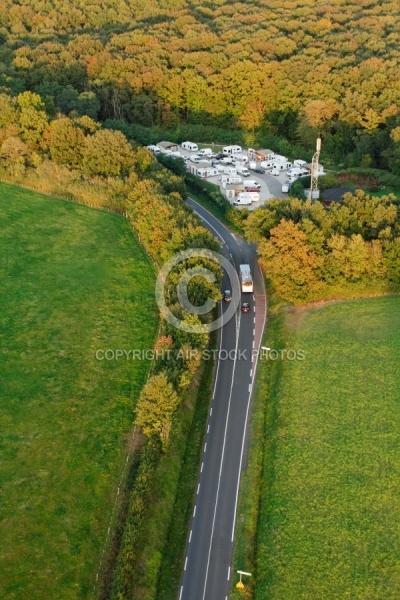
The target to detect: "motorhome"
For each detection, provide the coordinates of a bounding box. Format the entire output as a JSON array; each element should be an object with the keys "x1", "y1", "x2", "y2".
[
  {"x1": 294, "y1": 159, "x2": 307, "y2": 168},
  {"x1": 222, "y1": 145, "x2": 242, "y2": 156},
  {"x1": 181, "y1": 141, "x2": 199, "y2": 152},
  {"x1": 220, "y1": 176, "x2": 243, "y2": 185},
  {"x1": 217, "y1": 165, "x2": 237, "y2": 176},
  {"x1": 232, "y1": 154, "x2": 248, "y2": 164},
  {"x1": 198, "y1": 148, "x2": 213, "y2": 157},
  {"x1": 239, "y1": 191, "x2": 260, "y2": 202}
]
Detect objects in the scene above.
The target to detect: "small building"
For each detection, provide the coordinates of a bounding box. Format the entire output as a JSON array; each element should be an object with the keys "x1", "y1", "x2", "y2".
[
  {"x1": 321, "y1": 187, "x2": 355, "y2": 206},
  {"x1": 157, "y1": 140, "x2": 179, "y2": 152},
  {"x1": 188, "y1": 161, "x2": 216, "y2": 177},
  {"x1": 220, "y1": 182, "x2": 245, "y2": 201},
  {"x1": 256, "y1": 149, "x2": 275, "y2": 161}
]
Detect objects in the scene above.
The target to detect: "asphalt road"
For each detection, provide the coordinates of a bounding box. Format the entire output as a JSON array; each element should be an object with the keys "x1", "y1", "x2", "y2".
[{"x1": 179, "y1": 198, "x2": 266, "y2": 600}]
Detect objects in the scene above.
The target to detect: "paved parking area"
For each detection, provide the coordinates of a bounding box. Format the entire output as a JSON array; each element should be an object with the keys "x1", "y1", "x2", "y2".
[{"x1": 170, "y1": 146, "x2": 290, "y2": 210}]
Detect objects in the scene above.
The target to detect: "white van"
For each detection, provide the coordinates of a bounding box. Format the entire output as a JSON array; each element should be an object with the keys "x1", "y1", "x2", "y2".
[
  {"x1": 181, "y1": 141, "x2": 199, "y2": 152},
  {"x1": 233, "y1": 193, "x2": 252, "y2": 206},
  {"x1": 222, "y1": 145, "x2": 242, "y2": 156},
  {"x1": 236, "y1": 165, "x2": 251, "y2": 177},
  {"x1": 294, "y1": 159, "x2": 307, "y2": 168},
  {"x1": 243, "y1": 179, "x2": 261, "y2": 189}
]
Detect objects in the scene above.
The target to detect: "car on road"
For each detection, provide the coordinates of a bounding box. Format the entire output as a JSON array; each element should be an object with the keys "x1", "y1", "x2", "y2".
[
  {"x1": 224, "y1": 290, "x2": 232, "y2": 302},
  {"x1": 254, "y1": 167, "x2": 265, "y2": 174},
  {"x1": 241, "y1": 302, "x2": 250, "y2": 312}
]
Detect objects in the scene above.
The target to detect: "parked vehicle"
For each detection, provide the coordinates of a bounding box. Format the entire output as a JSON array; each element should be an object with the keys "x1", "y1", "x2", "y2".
[
  {"x1": 248, "y1": 161, "x2": 257, "y2": 170},
  {"x1": 236, "y1": 165, "x2": 251, "y2": 177},
  {"x1": 232, "y1": 154, "x2": 248, "y2": 164},
  {"x1": 222, "y1": 145, "x2": 242, "y2": 156},
  {"x1": 220, "y1": 156, "x2": 233, "y2": 164},
  {"x1": 293, "y1": 159, "x2": 307, "y2": 168},
  {"x1": 233, "y1": 194, "x2": 252, "y2": 206},
  {"x1": 282, "y1": 184, "x2": 289, "y2": 193},
  {"x1": 181, "y1": 141, "x2": 198, "y2": 152},
  {"x1": 244, "y1": 187, "x2": 261, "y2": 194},
  {"x1": 220, "y1": 176, "x2": 243, "y2": 185},
  {"x1": 190, "y1": 155, "x2": 203, "y2": 163},
  {"x1": 147, "y1": 145, "x2": 160, "y2": 153},
  {"x1": 254, "y1": 167, "x2": 265, "y2": 174},
  {"x1": 234, "y1": 192, "x2": 254, "y2": 205},
  {"x1": 198, "y1": 148, "x2": 213, "y2": 156},
  {"x1": 243, "y1": 179, "x2": 261, "y2": 189}
]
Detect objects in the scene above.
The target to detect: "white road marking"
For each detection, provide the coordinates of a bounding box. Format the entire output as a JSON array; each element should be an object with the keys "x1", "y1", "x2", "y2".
[
  {"x1": 192, "y1": 208, "x2": 225, "y2": 244},
  {"x1": 207, "y1": 424, "x2": 210, "y2": 433},
  {"x1": 204, "y1": 443, "x2": 207, "y2": 452},
  {"x1": 210, "y1": 407, "x2": 213, "y2": 415},
  {"x1": 189, "y1": 530, "x2": 192, "y2": 543},
  {"x1": 201, "y1": 462, "x2": 204, "y2": 472},
  {"x1": 201, "y1": 310, "x2": 242, "y2": 600},
  {"x1": 179, "y1": 586, "x2": 183, "y2": 600},
  {"x1": 197, "y1": 484, "x2": 200, "y2": 494},
  {"x1": 193, "y1": 505, "x2": 196, "y2": 517},
  {"x1": 184, "y1": 557, "x2": 188, "y2": 571},
  {"x1": 250, "y1": 369, "x2": 252, "y2": 377},
  {"x1": 248, "y1": 383, "x2": 252, "y2": 393},
  {"x1": 227, "y1": 566, "x2": 231, "y2": 580}
]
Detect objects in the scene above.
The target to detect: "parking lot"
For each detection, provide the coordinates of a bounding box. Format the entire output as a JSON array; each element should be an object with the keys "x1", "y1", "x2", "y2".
[{"x1": 164, "y1": 146, "x2": 289, "y2": 210}]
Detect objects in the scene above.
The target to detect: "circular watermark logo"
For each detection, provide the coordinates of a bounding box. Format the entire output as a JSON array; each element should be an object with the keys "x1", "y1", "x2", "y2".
[{"x1": 155, "y1": 248, "x2": 241, "y2": 334}]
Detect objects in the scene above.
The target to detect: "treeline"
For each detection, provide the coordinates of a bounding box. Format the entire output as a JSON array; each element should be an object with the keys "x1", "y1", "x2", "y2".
[
  {"x1": 244, "y1": 192, "x2": 400, "y2": 303},
  {"x1": 0, "y1": 1, "x2": 399, "y2": 172}
]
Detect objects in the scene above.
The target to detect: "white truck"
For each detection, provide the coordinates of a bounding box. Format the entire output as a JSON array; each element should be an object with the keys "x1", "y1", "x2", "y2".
[{"x1": 248, "y1": 160, "x2": 257, "y2": 170}]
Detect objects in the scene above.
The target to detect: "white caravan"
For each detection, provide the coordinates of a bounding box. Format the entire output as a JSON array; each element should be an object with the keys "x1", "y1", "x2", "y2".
[
  {"x1": 222, "y1": 145, "x2": 242, "y2": 156},
  {"x1": 181, "y1": 141, "x2": 199, "y2": 152}
]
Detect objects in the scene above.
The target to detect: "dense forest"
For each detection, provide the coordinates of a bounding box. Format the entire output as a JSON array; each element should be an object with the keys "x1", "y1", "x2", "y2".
[
  {"x1": 244, "y1": 191, "x2": 400, "y2": 303},
  {"x1": 0, "y1": 0, "x2": 399, "y2": 171}
]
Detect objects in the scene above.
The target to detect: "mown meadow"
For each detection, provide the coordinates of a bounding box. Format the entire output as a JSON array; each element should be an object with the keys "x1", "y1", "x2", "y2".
[
  {"x1": 0, "y1": 182, "x2": 158, "y2": 598},
  {"x1": 233, "y1": 296, "x2": 400, "y2": 600}
]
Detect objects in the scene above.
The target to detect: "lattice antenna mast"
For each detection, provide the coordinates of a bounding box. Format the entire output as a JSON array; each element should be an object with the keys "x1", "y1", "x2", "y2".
[{"x1": 311, "y1": 136, "x2": 321, "y2": 201}]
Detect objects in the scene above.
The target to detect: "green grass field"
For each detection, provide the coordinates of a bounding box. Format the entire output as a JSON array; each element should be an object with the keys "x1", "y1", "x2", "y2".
[
  {"x1": 0, "y1": 182, "x2": 159, "y2": 598},
  {"x1": 255, "y1": 297, "x2": 400, "y2": 599}
]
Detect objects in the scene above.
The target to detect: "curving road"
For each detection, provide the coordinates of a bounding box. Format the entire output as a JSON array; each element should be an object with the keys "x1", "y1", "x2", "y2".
[{"x1": 179, "y1": 198, "x2": 266, "y2": 600}]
